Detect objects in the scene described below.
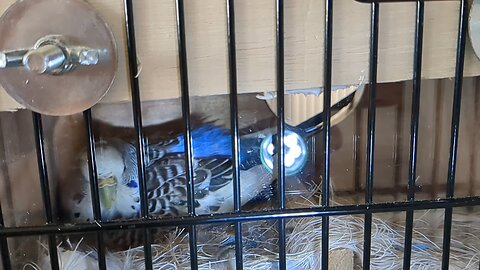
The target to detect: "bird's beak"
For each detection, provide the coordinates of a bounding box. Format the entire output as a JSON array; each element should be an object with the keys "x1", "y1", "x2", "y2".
[{"x1": 99, "y1": 176, "x2": 117, "y2": 210}]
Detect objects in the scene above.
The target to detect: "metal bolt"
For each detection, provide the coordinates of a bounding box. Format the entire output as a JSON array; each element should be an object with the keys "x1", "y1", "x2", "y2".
[
  {"x1": 23, "y1": 44, "x2": 66, "y2": 74},
  {"x1": 0, "y1": 36, "x2": 101, "y2": 74},
  {"x1": 0, "y1": 49, "x2": 29, "y2": 69}
]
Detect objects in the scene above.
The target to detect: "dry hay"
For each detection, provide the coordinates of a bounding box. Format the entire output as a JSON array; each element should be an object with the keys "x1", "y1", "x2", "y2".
[{"x1": 24, "y1": 206, "x2": 480, "y2": 269}]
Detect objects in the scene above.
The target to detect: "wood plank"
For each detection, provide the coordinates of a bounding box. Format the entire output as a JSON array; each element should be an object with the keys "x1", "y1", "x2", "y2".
[{"x1": 0, "y1": 0, "x2": 477, "y2": 112}]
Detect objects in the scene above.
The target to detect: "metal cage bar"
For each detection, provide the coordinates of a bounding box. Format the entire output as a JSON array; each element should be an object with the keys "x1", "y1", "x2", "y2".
[
  {"x1": 442, "y1": 0, "x2": 468, "y2": 268},
  {"x1": 32, "y1": 112, "x2": 59, "y2": 270},
  {"x1": 175, "y1": 0, "x2": 199, "y2": 268},
  {"x1": 2, "y1": 196, "x2": 480, "y2": 238},
  {"x1": 321, "y1": 0, "x2": 333, "y2": 268},
  {"x1": 363, "y1": 2, "x2": 379, "y2": 269},
  {"x1": 0, "y1": 202, "x2": 10, "y2": 270},
  {"x1": 0, "y1": 0, "x2": 476, "y2": 269},
  {"x1": 82, "y1": 110, "x2": 107, "y2": 270},
  {"x1": 123, "y1": 1, "x2": 153, "y2": 269},
  {"x1": 226, "y1": 0, "x2": 244, "y2": 268},
  {"x1": 275, "y1": 0, "x2": 287, "y2": 269},
  {"x1": 402, "y1": 1, "x2": 424, "y2": 268}
]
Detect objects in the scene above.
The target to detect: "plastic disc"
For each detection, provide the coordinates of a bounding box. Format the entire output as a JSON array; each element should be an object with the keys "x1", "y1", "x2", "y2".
[{"x1": 0, "y1": 0, "x2": 117, "y2": 116}]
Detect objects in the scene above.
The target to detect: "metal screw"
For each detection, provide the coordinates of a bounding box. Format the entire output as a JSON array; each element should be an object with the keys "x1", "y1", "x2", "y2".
[
  {"x1": 0, "y1": 49, "x2": 29, "y2": 68},
  {"x1": 23, "y1": 44, "x2": 66, "y2": 74},
  {"x1": 0, "y1": 36, "x2": 101, "y2": 74}
]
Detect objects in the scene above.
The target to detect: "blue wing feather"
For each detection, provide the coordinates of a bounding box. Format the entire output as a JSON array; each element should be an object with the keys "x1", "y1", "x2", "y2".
[{"x1": 167, "y1": 124, "x2": 263, "y2": 169}]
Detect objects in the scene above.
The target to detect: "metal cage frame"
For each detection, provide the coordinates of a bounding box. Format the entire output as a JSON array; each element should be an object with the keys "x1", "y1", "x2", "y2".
[{"x1": 0, "y1": 0, "x2": 475, "y2": 269}]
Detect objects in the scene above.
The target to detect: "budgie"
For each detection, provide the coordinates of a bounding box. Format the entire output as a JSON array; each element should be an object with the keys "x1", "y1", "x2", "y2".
[{"x1": 59, "y1": 124, "x2": 274, "y2": 225}]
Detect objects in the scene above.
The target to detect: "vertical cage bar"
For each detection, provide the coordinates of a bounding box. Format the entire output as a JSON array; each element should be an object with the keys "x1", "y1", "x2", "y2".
[
  {"x1": 403, "y1": 1, "x2": 424, "y2": 268},
  {"x1": 276, "y1": 0, "x2": 286, "y2": 211},
  {"x1": 442, "y1": 0, "x2": 467, "y2": 268},
  {"x1": 123, "y1": 1, "x2": 153, "y2": 269},
  {"x1": 32, "y1": 112, "x2": 59, "y2": 270},
  {"x1": 175, "y1": 0, "x2": 198, "y2": 268},
  {"x1": 363, "y1": 2, "x2": 379, "y2": 269},
  {"x1": 82, "y1": 110, "x2": 106, "y2": 270},
  {"x1": 275, "y1": 0, "x2": 287, "y2": 269},
  {"x1": 226, "y1": 0, "x2": 243, "y2": 268},
  {"x1": 322, "y1": 0, "x2": 333, "y2": 268},
  {"x1": 227, "y1": 0, "x2": 240, "y2": 218},
  {"x1": 0, "y1": 203, "x2": 11, "y2": 270}
]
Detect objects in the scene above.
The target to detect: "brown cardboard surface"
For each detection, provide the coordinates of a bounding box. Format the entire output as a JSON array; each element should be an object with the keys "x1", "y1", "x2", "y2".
[{"x1": 0, "y1": 0, "x2": 477, "y2": 112}]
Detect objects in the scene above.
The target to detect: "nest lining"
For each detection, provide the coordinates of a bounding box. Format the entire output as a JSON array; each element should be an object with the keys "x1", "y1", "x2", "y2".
[{"x1": 24, "y1": 207, "x2": 480, "y2": 270}]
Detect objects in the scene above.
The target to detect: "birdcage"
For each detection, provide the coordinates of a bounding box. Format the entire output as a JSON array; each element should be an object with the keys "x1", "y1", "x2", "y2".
[{"x1": 0, "y1": 0, "x2": 479, "y2": 269}]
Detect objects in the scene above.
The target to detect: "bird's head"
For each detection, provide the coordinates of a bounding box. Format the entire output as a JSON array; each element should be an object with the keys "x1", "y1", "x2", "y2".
[{"x1": 81, "y1": 141, "x2": 125, "y2": 210}]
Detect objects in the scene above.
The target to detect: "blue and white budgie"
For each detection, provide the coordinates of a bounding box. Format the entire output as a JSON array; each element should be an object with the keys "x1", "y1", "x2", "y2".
[{"x1": 60, "y1": 124, "x2": 274, "y2": 225}]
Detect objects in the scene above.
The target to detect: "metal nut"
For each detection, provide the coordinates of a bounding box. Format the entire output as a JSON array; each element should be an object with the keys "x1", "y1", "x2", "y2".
[
  {"x1": 0, "y1": 53, "x2": 6, "y2": 68},
  {"x1": 78, "y1": 49, "x2": 100, "y2": 66}
]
